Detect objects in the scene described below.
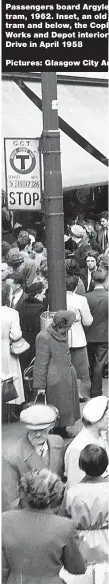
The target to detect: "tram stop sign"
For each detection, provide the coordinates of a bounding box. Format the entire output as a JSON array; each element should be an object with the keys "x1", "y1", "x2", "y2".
[{"x1": 4, "y1": 138, "x2": 41, "y2": 210}]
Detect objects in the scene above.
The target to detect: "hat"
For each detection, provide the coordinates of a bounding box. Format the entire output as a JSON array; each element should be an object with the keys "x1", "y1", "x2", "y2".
[
  {"x1": 53, "y1": 310, "x2": 76, "y2": 328},
  {"x1": 20, "y1": 404, "x2": 59, "y2": 430},
  {"x1": 71, "y1": 225, "x2": 85, "y2": 239},
  {"x1": 83, "y1": 396, "x2": 108, "y2": 424},
  {"x1": 7, "y1": 249, "x2": 24, "y2": 266}
]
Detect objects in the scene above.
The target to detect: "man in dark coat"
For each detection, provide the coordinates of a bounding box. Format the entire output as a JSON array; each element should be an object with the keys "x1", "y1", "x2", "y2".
[
  {"x1": 16, "y1": 281, "x2": 48, "y2": 362},
  {"x1": 86, "y1": 269, "x2": 108, "y2": 397},
  {"x1": 96, "y1": 212, "x2": 108, "y2": 252},
  {"x1": 3, "y1": 404, "x2": 65, "y2": 510},
  {"x1": 81, "y1": 252, "x2": 98, "y2": 292}
]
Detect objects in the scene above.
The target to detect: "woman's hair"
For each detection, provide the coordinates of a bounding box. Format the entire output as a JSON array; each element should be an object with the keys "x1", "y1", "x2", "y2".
[
  {"x1": 65, "y1": 259, "x2": 80, "y2": 277},
  {"x1": 2, "y1": 282, "x2": 10, "y2": 306},
  {"x1": 79, "y1": 444, "x2": 108, "y2": 477},
  {"x1": 17, "y1": 231, "x2": 30, "y2": 250},
  {"x1": 19, "y1": 470, "x2": 64, "y2": 508},
  {"x1": 66, "y1": 275, "x2": 79, "y2": 292}
]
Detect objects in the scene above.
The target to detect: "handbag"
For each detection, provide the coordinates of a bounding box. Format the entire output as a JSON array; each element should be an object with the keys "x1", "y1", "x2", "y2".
[
  {"x1": 10, "y1": 337, "x2": 30, "y2": 355},
  {"x1": 2, "y1": 377, "x2": 18, "y2": 403}
]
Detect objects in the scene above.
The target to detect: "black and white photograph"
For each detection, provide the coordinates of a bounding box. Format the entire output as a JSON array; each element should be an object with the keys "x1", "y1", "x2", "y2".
[{"x1": 1, "y1": 13, "x2": 109, "y2": 582}]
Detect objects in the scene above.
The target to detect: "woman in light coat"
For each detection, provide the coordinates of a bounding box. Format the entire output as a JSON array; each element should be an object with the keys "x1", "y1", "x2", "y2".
[
  {"x1": 65, "y1": 444, "x2": 109, "y2": 584},
  {"x1": 66, "y1": 275, "x2": 93, "y2": 401},
  {"x1": 33, "y1": 311, "x2": 80, "y2": 437},
  {"x1": 1, "y1": 282, "x2": 25, "y2": 411}
]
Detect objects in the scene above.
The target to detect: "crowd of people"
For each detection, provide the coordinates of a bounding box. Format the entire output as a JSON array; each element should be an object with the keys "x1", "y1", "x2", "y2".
[{"x1": 1, "y1": 207, "x2": 109, "y2": 583}]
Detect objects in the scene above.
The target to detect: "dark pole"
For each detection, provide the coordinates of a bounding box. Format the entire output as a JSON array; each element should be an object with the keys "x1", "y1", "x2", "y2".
[{"x1": 41, "y1": 73, "x2": 66, "y2": 311}]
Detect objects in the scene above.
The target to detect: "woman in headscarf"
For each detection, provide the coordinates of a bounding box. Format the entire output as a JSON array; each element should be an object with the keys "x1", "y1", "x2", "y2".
[{"x1": 33, "y1": 311, "x2": 80, "y2": 437}]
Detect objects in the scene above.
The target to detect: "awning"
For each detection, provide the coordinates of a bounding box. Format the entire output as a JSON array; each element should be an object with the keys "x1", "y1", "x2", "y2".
[{"x1": 2, "y1": 79, "x2": 108, "y2": 189}]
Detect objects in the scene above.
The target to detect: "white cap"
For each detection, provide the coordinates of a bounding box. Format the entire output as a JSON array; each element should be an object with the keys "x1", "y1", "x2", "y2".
[
  {"x1": 83, "y1": 396, "x2": 108, "y2": 424},
  {"x1": 71, "y1": 225, "x2": 85, "y2": 238},
  {"x1": 20, "y1": 404, "x2": 58, "y2": 430}
]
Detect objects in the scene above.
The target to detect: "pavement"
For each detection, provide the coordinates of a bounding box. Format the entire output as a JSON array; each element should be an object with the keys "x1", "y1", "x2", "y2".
[{"x1": 2, "y1": 379, "x2": 108, "y2": 456}]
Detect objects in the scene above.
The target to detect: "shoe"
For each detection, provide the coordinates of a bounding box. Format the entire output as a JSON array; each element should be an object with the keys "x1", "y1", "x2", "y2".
[{"x1": 79, "y1": 396, "x2": 88, "y2": 403}]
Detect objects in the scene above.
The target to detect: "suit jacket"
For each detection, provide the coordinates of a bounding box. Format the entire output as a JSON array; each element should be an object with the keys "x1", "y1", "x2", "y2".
[
  {"x1": 80, "y1": 267, "x2": 94, "y2": 292},
  {"x1": 2, "y1": 509, "x2": 85, "y2": 583},
  {"x1": 3, "y1": 434, "x2": 64, "y2": 510},
  {"x1": 97, "y1": 227, "x2": 108, "y2": 252},
  {"x1": 86, "y1": 288, "x2": 108, "y2": 342}
]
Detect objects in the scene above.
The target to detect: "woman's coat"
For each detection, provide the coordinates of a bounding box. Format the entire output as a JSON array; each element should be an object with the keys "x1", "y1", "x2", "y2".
[
  {"x1": 1, "y1": 306, "x2": 25, "y2": 404},
  {"x1": 33, "y1": 325, "x2": 80, "y2": 427},
  {"x1": 2, "y1": 509, "x2": 85, "y2": 583}
]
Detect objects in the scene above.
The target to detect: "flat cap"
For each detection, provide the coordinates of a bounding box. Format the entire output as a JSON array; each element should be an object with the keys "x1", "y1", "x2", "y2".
[
  {"x1": 20, "y1": 404, "x2": 59, "y2": 430},
  {"x1": 83, "y1": 396, "x2": 108, "y2": 424}
]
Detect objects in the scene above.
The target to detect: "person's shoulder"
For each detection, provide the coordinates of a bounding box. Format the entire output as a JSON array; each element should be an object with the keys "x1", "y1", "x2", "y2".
[
  {"x1": 48, "y1": 434, "x2": 64, "y2": 448},
  {"x1": 4, "y1": 437, "x2": 24, "y2": 465},
  {"x1": 65, "y1": 429, "x2": 84, "y2": 457},
  {"x1": 37, "y1": 328, "x2": 50, "y2": 341}
]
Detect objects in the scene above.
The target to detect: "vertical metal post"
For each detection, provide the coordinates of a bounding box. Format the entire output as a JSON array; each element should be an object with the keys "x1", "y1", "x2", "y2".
[{"x1": 41, "y1": 73, "x2": 66, "y2": 311}]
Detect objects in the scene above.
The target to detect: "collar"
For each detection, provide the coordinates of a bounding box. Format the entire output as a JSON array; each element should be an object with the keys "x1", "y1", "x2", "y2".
[
  {"x1": 94, "y1": 285, "x2": 104, "y2": 289},
  {"x1": 27, "y1": 432, "x2": 48, "y2": 457}
]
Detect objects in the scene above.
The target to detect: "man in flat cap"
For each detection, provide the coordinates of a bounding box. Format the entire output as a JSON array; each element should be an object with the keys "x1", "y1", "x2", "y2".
[
  {"x1": 3, "y1": 404, "x2": 65, "y2": 510},
  {"x1": 64, "y1": 396, "x2": 109, "y2": 489}
]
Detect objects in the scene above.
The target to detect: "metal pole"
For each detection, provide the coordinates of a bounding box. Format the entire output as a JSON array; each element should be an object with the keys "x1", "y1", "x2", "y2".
[{"x1": 41, "y1": 73, "x2": 66, "y2": 311}]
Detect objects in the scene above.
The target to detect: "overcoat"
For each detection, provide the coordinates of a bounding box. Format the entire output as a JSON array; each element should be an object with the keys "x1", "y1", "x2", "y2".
[
  {"x1": 33, "y1": 325, "x2": 80, "y2": 427},
  {"x1": 2, "y1": 509, "x2": 85, "y2": 584},
  {"x1": 1, "y1": 306, "x2": 25, "y2": 405},
  {"x1": 3, "y1": 434, "x2": 64, "y2": 509}
]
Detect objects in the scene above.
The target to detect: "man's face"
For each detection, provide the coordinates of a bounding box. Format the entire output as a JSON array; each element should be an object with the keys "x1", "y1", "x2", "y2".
[
  {"x1": 100, "y1": 218, "x2": 108, "y2": 229},
  {"x1": 29, "y1": 426, "x2": 50, "y2": 446},
  {"x1": 86, "y1": 256, "x2": 96, "y2": 271}
]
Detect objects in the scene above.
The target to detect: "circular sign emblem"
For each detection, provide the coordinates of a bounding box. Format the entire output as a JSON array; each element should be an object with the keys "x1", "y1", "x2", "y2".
[{"x1": 10, "y1": 147, "x2": 36, "y2": 174}]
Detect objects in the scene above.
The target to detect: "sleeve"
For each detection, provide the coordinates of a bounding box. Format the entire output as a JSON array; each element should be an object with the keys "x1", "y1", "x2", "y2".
[
  {"x1": 2, "y1": 458, "x2": 19, "y2": 511},
  {"x1": 63, "y1": 524, "x2": 85, "y2": 575},
  {"x1": 80, "y1": 298, "x2": 93, "y2": 327},
  {"x1": 33, "y1": 332, "x2": 51, "y2": 391},
  {"x1": 65, "y1": 448, "x2": 84, "y2": 489},
  {"x1": 2, "y1": 547, "x2": 10, "y2": 583},
  {"x1": 9, "y1": 310, "x2": 22, "y2": 341}
]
